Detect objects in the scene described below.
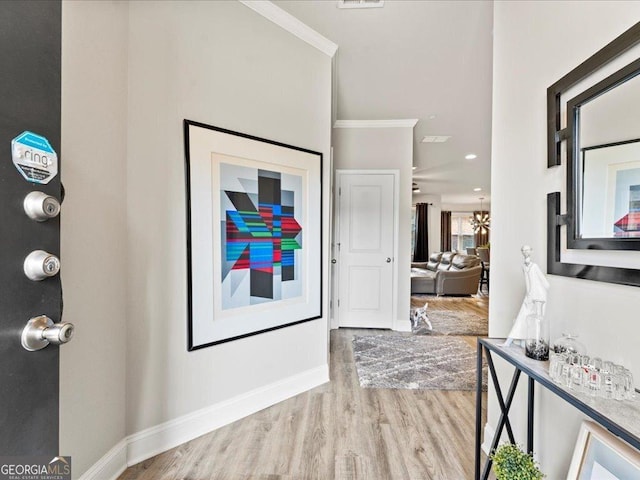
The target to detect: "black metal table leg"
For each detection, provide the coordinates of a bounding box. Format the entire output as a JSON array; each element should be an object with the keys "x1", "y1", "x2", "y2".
[
  {"x1": 475, "y1": 340, "x2": 483, "y2": 480},
  {"x1": 485, "y1": 348, "x2": 516, "y2": 443},
  {"x1": 528, "y1": 376, "x2": 535, "y2": 454},
  {"x1": 480, "y1": 364, "x2": 522, "y2": 480}
]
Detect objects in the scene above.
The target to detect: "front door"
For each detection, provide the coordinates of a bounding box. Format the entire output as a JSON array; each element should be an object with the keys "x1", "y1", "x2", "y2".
[
  {"x1": 0, "y1": 1, "x2": 63, "y2": 455},
  {"x1": 336, "y1": 171, "x2": 396, "y2": 329}
]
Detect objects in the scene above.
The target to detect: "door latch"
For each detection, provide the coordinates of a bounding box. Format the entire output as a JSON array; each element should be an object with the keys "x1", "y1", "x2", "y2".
[
  {"x1": 21, "y1": 315, "x2": 74, "y2": 351},
  {"x1": 23, "y1": 191, "x2": 60, "y2": 221},
  {"x1": 24, "y1": 250, "x2": 60, "y2": 281}
]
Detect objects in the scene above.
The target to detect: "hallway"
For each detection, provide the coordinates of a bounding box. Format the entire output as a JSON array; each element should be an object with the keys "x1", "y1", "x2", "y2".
[{"x1": 120, "y1": 318, "x2": 487, "y2": 479}]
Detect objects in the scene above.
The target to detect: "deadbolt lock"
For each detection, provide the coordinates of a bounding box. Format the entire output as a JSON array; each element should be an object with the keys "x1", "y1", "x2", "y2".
[
  {"x1": 24, "y1": 250, "x2": 60, "y2": 281},
  {"x1": 23, "y1": 191, "x2": 60, "y2": 221},
  {"x1": 21, "y1": 315, "x2": 74, "y2": 351}
]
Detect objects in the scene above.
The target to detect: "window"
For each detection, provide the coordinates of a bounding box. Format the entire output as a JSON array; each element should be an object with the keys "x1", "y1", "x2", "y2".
[{"x1": 451, "y1": 212, "x2": 475, "y2": 252}]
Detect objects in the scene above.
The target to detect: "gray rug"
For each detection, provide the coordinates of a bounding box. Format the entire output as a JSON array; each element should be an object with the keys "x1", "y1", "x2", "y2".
[
  {"x1": 352, "y1": 335, "x2": 487, "y2": 391},
  {"x1": 412, "y1": 309, "x2": 488, "y2": 336}
]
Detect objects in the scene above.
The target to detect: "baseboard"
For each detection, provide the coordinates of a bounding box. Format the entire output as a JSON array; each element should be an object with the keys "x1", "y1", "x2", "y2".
[
  {"x1": 482, "y1": 422, "x2": 496, "y2": 455},
  {"x1": 126, "y1": 364, "x2": 329, "y2": 466},
  {"x1": 394, "y1": 317, "x2": 411, "y2": 332},
  {"x1": 78, "y1": 439, "x2": 127, "y2": 480}
]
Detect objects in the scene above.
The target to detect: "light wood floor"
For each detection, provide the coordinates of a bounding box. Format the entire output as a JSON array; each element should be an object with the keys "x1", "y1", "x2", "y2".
[{"x1": 119, "y1": 295, "x2": 488, "y2": 480}]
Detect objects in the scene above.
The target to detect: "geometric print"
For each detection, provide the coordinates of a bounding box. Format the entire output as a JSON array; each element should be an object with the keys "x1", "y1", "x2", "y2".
[{"x1": 223, "y1": 168, "x2": 302, "y2": 301}]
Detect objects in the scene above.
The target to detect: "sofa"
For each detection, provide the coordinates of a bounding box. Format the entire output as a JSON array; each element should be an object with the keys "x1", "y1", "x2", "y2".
[{"x1": 411, "y1": 251, "x2": 482, "y2": 296}]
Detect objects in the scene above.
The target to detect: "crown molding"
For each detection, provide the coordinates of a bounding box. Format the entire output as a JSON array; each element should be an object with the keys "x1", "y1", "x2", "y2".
[
  {"x1": 333, "y1": 119, "x2": 419, "y2": 129},
  {"x1": 239, "y1": 1, "x2": 338, "y2": 57}
]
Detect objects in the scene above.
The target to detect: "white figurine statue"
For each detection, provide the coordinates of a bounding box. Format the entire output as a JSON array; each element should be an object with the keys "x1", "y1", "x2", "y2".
[{"x1": 505, "y1": 245, "x2": 550, "y2": 346}]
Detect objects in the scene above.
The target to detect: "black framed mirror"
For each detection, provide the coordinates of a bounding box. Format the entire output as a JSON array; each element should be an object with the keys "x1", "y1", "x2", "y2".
[
  {"x1": 567, "y1": 57, "x2": 640, "y2": 250},
  {"x1": 547, "y1": 22, "x2": 640, "y2": 287}
]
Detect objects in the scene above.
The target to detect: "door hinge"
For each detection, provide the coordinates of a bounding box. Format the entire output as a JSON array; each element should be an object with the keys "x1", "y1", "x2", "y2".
[
  {"x1": 337, "y1": 299, "x2": 340, "y2": 307},
  {"x1": 339, "y1": 187, "x2": 341, "y2": 196}
]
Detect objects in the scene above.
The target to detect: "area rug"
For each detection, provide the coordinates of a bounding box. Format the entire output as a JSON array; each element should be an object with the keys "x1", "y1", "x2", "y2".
[
  {"x1": 411, "y1": 309, "x2": 488, "y2": 336},
  {"x1": 352, "y1": 335, "x2": 487, "y2": 391}
]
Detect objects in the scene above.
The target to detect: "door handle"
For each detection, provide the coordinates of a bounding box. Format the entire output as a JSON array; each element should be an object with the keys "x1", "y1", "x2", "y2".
[
  {"x1": 331, "y1": 259, "x2": 337, "y2": 264},
  {"x1": 386, "y1": 257, "x2": 391, "y2": 263},
  {"x1": 21, "y1": 315, "x2": 74, "y2": 351}
]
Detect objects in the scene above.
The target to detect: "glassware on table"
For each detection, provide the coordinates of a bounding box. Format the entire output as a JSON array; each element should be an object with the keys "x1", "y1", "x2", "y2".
[
  {"x1": 546, "y1": 343, "x2": 636, "y2": 401},
  {"x1": 602, "y1": 361, "x2": 615, "y2": 399},
  {"x1": 613, "y1": 365, "x2": 627, "y2": 400},
  {"x1": 624, "y1": 368, "x2": 635, "y2": 399},
  {"x1": 525, "y1": 300, "x2": 549, "y2": 361},
  {"x1": 549, "y1": 351, "x2": 567, "y2": 382},
  {"x1": 587, "y1": 357, "x2": 602, "y2": 397},
  {"x1": 569, "y1": 354, "x2": 589, "y2": 392},
  {"x1": 551, "y1": 333, "x2": 586, "y2": 355},
  {"x1": 579, "y1": 355, "x2": 591, "y2": 393}
]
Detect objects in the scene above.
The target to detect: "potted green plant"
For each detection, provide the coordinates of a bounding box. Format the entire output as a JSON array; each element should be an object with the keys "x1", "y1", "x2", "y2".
[{"x1": 491, "y1": 444, "x2": 545, "y2": 480}]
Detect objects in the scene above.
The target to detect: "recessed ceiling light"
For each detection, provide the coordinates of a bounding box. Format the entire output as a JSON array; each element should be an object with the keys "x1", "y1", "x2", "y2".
[
  {"x1": 337, "y1": 0, "x2": 384, "y2": 9},
  {"x1": 421, "y1": 135, "x2": 451, "y2": 143},
  {"x1": 414, "y1": 189, "x2": 421, "y2": 194},
  {"x1": 412, "y1": 166, "x2": 417, "y2": 170},
  {"x1": 465, "y1": 153, "x2": 477, "y2": 160},
  {"x1": 474, "y1": 187, "x2": 482, "y2": 192}
]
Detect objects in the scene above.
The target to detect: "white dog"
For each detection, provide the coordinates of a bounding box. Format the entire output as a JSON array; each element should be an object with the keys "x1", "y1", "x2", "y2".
[{"x1": 411, "y1": 302, "x2": 432, "y2": 331}]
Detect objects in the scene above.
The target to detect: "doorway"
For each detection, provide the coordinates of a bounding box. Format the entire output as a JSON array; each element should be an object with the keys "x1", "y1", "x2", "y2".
[{"x1": 333, "y1": 170, "x2": 399, "y2": 329}]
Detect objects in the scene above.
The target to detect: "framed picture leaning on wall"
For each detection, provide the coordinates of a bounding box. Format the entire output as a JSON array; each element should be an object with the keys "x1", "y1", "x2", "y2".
[
  {"x1": 567, "y1": 421, "x2": 640, "y2": 480},
  {"x1": 184, "y1": 120, "x2": 322, "y2": 350}
]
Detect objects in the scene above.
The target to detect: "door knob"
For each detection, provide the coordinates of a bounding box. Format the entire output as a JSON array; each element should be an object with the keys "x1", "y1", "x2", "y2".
[
  {"x1": 24, "y1": 250, "x2": 60, "y2": 281},
  {"x1": 331, "y1": 259, "x2": 337, "y2": 264},
  {"x1": 21, "y1": 315, "x2": 74, "y2": 351},
  {"x1": 23, "y1": 191, "x2": 60, "y2": 221},
  {"x1": 386, "y1": 257, "x2": 392, "y2": 263}
]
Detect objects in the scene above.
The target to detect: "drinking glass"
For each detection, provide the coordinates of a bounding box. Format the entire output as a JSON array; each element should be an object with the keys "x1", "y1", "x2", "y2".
[
  {"x1": 625, "y1": 368, "x2": 636, "y2": 399},
  {"x1": 588, "y1": 357, "x2": 602, "y2": 397},
  {"x1": 613, "y1": 365, "x2": 627, "y2": 400},
  {"x1": 602, "y1": 361, "x2": 615, "y2": 399},
  {"x1": 549, "y1": 352, "x2": 567, "y2": 382}
]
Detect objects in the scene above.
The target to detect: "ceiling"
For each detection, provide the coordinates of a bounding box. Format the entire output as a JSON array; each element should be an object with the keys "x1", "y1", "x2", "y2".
[{"x1": 275, "y1": 0, "x2": 494, "y2": 209}]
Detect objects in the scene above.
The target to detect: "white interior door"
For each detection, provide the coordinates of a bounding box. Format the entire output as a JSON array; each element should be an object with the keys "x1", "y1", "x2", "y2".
[{"x1": 336, "y1": 172, "x2": 396, "y2": 329}]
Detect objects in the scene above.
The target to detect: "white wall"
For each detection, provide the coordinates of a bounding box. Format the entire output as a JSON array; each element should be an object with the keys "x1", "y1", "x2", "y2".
[
  {"x1": 126, "y1": 0, "x2": 332, "y2": 437},
  {"x1": 491, "y1": 2, "x2": 640, "y2": 477},
  {"x1": 59, "y1": 1, "x2": 128, "y2": 476},
  {"x1": 57, "y1": 2, "x2": 332, "y2": 477},
  {"x1": 332, "y1": 125, "x2": 414, "y2": 330}
]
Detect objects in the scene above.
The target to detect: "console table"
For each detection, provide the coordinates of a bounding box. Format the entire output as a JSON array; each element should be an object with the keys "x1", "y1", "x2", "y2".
[{"x1": 475, "y1": 337, "x2": 640, "y2": 480}]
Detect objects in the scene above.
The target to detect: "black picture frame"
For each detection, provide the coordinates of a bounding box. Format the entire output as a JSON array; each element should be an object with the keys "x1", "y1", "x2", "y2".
[{"x1": 184, "y1": 120, "x2": 323, "y2": 350}]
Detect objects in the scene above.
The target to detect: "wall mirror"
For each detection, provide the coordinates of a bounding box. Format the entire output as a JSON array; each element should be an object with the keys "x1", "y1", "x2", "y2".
[
  {"x1": 569, "y1": 57, "x2": 640, "y2": 248},
  {"x1": 547, "y1": 22, "x2": 640, "y2": 286}
]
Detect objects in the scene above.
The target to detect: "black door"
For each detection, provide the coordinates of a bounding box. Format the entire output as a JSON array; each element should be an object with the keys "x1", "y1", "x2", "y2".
[{"x1": 0, "y1": 1, "x2": 62, "y2": 455}]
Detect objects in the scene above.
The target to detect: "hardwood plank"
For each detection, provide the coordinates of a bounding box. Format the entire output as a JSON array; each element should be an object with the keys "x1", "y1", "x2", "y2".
[{"x1": 118, "y1": 297, "x2": 489, "y2": 480}]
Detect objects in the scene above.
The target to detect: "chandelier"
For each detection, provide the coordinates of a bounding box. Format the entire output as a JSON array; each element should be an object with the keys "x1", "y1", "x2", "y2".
[{"x1": 470, "y1": 197, "x2": 490, "y2": 234}]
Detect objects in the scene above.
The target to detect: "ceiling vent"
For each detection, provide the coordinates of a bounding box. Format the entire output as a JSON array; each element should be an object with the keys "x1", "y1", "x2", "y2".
[
  {"x1": 421, "y1": 135, "x2": 451, "y2": 143},
  {"x1": 337, "y1": 0, "x2": 385, "y2": 9}
]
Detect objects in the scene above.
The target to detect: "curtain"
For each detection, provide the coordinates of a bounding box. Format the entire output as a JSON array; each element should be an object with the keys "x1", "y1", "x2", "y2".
[
  {"x1": 413, "y1": 203, "x2": 429, "y2": 261},
  {"x1": 473, "y1": 210, "x2": 490, "y2": 247},
  {"x1": 441, "y1": 210, "x2": 452, "y2": 252}
]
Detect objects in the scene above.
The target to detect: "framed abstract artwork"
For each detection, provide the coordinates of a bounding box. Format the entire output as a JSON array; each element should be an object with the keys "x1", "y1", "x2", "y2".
[
  {"x1": 184, "y1": 120, "x2": 322, "y2": 350},
  {"x1": 567, "y1": 421, "x2": 640, "y2": 480}
]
